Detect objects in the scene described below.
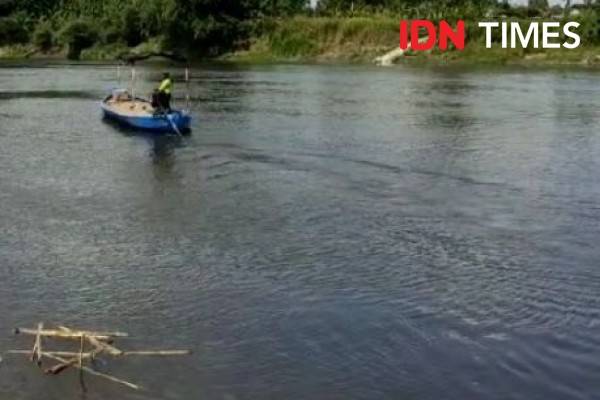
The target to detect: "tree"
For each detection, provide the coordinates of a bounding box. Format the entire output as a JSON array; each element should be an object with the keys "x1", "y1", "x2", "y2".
[
  {"x1": 528, "y1": 0, "x2": 548, "y2": 9},
  {"x1": 9, "y1": 0, "x2": 60, "y2": 16},
  {"x1": 33, "y1": 20, "x2": 54, "y2": 50},
  {"x1": 318, "y1": 0, "x2": 496, "y2": 13},
  {"x1": 121, "y1": 5, "x2": 144, "y2": 46},
  {"x1": 0, "y1": 0, "x2": 15, "y2": 17},
  {"x1": 260, "y1": 0, "x2": 309, "y2": 15},
  {"x1": 164, "y1": 0, "x2": 262, "y2": 55}
]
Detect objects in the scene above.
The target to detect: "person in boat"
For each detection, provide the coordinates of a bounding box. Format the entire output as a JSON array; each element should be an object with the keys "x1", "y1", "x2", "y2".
[{"x1": 152, "y1": 72, "x2": 173, "y2": 113}]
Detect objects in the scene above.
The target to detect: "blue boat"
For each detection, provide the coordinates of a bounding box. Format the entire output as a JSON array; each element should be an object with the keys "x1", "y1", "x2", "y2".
[{"x1": 101, "y1": 89, "x2": 191, "y2": 133}]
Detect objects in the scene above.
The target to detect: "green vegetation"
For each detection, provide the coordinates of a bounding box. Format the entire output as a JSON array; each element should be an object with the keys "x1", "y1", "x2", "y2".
[
  {"x1": 59, "y1": 19, "x2": 99, "y2": 59},
  {"x1": 231, "y1": 16, "x2": 399, "y2": 62},
  {"x1": 0, "y1": 13, "x2": 29, "y2": 45},
  {"x1": 1, "y1": 0, "x2": 600, "y2": 65},
  {"x1": 0, "y1": 0, "x2": 291, "y2": 59},
  {"x1": 230, "y1": 11, "x2": 600, "y2": 65},
  {"x1": 32, "y1": 20, "x2": 53, "y2": 51}
]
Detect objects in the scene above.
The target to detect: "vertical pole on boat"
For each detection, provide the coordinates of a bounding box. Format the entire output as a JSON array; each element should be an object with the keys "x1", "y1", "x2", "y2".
[
  {"x1": 117, "y1": 64, "x2": 121, "y2": 87},
  {"x1": 131, "y1": 67, "x2": 136, "y2": 100},
  {"x1": 185, "y1": 67, "x2": 190, "y2": 111}
]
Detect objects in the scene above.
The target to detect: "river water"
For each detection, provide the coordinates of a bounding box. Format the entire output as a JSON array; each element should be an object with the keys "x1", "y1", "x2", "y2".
[{"x1": 1, "y1": 62, "x2": 600, "y2": 400}]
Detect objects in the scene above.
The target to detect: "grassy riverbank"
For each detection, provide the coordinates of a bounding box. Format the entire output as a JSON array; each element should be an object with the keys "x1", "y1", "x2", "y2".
[
  {"x1": 2, "y1": 15, "x2": 600, "y2": 66},
  {"x1": 2, "y1": 0, "x2": 600, "y2": 65},
  {"x1": 225, "y1": 16, "x2": 399, "y2": 63},
  {"x1": 223, "y1": 16, "x2": 600, "y2": 66}
]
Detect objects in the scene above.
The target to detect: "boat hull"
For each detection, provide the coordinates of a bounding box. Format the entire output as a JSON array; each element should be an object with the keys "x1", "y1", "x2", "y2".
[{"x1": 101, "y1": 98, "x2": 191, "y2": 133}]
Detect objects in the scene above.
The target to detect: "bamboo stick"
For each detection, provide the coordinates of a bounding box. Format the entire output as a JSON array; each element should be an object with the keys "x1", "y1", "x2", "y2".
[
  {"x1": 16, "y1": 328, "x2": 128, "y2": 339},
  {"x1": 7, "y1": 350, "x2": 190, "y2": 357},
  {"x1": 43, "y1": 353, "x2": 141, "y2": 390},
  {"x1": 10, "y1": 324, "x2": 188, "y2": 391},
  {"x1": 30, "y1": 322, "x2": 43, "y2": 365},
  {"x1": 87, "y1": 335, "x2": 123, "y2": 356},
  {"x1": 29, "y1": 325, "x2": 37, "y2": 362},
  {"x1": 185, "y1": 67, "x2": 190, "y2": 110},
  {"x1": 131, "y1": 67, "x2": 136, "y2": 100},
  {"x1": 8, "y1": 350, "x2": 94, "y2": 359},
  {"x1": 45, "y1": 357, "x2": 77, "y2": 375},
  {"x1": 36, "y1": 322, "x2": 43, "y2": 363},
  {"x1": 57, "y1": 326, "x2": 129, "y2": 338},
  {"x1": 79, "y1": 335, "x2": 84, "y2": 369},
  {"x1": 123, "y1": 350, "x2": 191, "y2": 356},
  {"x1": 58, "y1": 325, "x2": 103, "y2": 343},
  {"x1": 57, "y1": 326, "x2": 122, "y2": 356}
]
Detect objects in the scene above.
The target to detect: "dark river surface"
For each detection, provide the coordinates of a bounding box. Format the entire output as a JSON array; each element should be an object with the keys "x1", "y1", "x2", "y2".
[{"x1": 1, "y1": 62, "x2": 600, "y2": 400}]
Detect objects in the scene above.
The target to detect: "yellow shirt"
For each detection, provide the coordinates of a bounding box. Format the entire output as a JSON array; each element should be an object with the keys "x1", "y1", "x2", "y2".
[{"x1": 158, "y1": 78, "x2": 172, "y2": 94}]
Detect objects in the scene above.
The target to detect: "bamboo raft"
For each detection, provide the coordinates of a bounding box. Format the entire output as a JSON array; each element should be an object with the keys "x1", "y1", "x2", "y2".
[{"x1": 6, "y1": 323, "x2": 191, "y2": 391}]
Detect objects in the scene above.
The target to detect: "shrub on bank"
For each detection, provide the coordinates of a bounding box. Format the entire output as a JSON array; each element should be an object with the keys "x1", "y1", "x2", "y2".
[
  {"x1": 573, "y1": 10, "x2": 600, "y2": 45},
  {"x1": 32, "y1": 19, "x2": 53, "y2": 51},
  {"x1": 58, "y1": 18, "x2": 99, "y2": 59},
  {"x1": 100, "y1": 24, "x2": 123, "y2": 45},
  {"x1": 0, "y1": 16, "x2": 29, "y2": 45},
  {"x1": 80, "y1": 42, "x2": 129, "y2": 61}
]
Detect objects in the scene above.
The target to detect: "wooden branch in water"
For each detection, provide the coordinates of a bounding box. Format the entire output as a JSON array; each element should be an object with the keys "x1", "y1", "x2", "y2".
[{"x1": 43, "y1": 353, "x2": 141, "y2": 390}]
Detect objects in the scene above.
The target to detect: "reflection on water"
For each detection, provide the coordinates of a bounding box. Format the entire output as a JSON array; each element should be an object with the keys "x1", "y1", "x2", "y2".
[
  {"x1": 1, "y1": 63, "x2": 600, "y2": 400},
  {"x1": 150, "y1": 135, "x2": 178, "y2": 177},
  {"x1": 0, "y1": 90, "x2": 98, "y2": 100},
  {"x1": 100, "y1": 115, "x2": 182, "y2": 173},
  {"x1": 151, "y1": 135, "x2": 176, "y2": 163}
]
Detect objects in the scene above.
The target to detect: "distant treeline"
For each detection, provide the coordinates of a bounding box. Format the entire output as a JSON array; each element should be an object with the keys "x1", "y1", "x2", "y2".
[{"x1": 0, "y1": 0, "x2": 597, "y2": 60}]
